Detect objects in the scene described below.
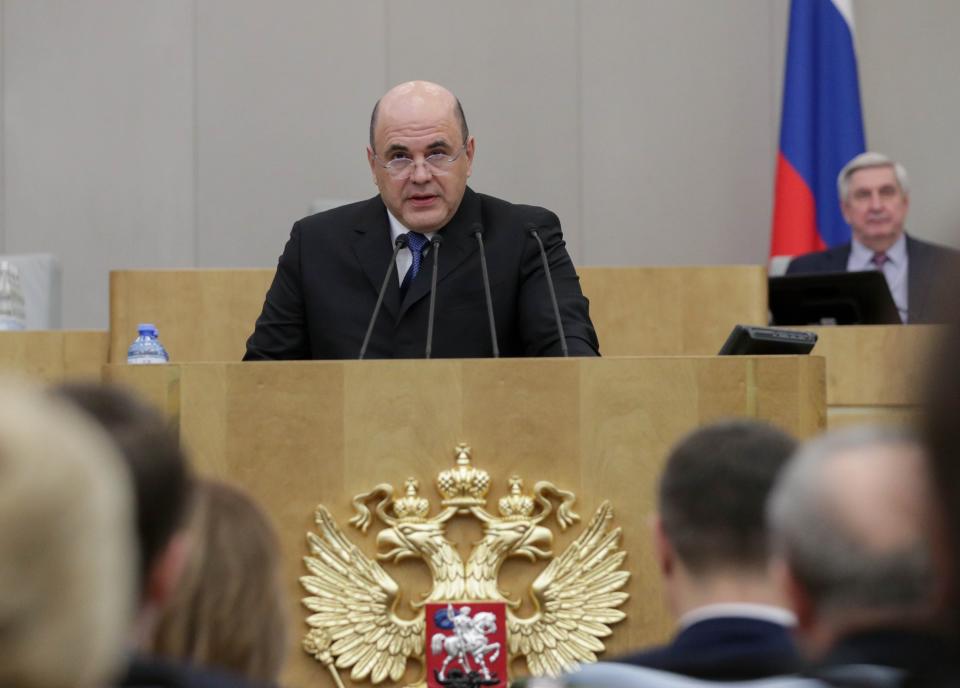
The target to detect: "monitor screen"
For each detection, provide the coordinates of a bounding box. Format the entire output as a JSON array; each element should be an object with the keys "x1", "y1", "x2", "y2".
[
  {"x1": 718, "y1": 325, "x2": 817, "y2": 355},
  {"x1": 768, "y1": 271, "x2": 901, "y2": 326}
]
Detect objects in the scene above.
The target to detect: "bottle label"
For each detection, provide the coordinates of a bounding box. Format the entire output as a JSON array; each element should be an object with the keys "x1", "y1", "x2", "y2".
[{"x1": 127, "y1": 355, "x2": 168, "y2": 365}]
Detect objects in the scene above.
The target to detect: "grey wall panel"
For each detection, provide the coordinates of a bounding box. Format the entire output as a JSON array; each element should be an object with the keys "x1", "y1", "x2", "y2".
[
  {"x1": 195, "y1": 0, "x2": 386, "y2": 268},
  {"x1": 2, "y1": 1, "x2": 960, "y2": 333},
  {"x1": 384, "y1": 0, "x2": 583, "y2": 260},
  {"x1": 3, "y1": 0, "x2": 194, "y2": 328},
  {"x1": 855, "y1": 0, "x2": 960, "y2": 248},
  {"x1": 581, "y1": 1, "x2": 780, "y2": 266}
]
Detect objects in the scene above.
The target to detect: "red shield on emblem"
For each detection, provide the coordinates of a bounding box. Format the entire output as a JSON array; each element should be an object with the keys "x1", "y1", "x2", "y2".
[{"x1": 426, "y1": 601, "x2": 508, "y2": 688}]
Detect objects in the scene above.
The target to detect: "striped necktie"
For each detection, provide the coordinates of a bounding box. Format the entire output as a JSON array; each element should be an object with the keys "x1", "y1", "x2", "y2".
[{"x1": 401, "y1": 232, "x2": 429, "y2": 295}]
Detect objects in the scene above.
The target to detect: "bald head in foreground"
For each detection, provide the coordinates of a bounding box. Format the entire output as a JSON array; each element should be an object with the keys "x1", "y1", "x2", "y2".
[
  {"x1": 768, "y1": 426, "x2": 955, "y2": 682},
  {"x1": 246, "y1": 80, "x2": 598, "y2": 360}
]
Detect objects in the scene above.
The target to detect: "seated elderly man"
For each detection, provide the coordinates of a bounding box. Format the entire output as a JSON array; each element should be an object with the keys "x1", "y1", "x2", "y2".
[
  {"x1": 0, "y1": 380, "x2": 135, "y2": 688},
  {"x1": 768, "y1": 426, "x2": 957, "y2": 684},
  {"x1": 786, "y1": 152, "x2": 958, "y2": 323}
]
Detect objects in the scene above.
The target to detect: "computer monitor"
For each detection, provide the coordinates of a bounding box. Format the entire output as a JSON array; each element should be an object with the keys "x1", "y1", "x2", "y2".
[{"x1": 768, "y1": 271, "x2": 901, "y2": 326}]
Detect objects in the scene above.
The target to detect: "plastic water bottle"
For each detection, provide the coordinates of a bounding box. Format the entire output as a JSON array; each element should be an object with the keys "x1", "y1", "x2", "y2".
[
  {"x1": 0, "y1": 261, "x2": 26, "y2": 331},
  {"x1": 127, "y1": 323, "x2": 169, "y2": 364}
]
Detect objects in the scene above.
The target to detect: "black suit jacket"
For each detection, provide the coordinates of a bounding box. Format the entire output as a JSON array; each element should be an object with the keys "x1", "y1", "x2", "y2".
[
  {"x1": 785, "y1": 234, "x2": 959, "y2": 324},
  {"x1": 614, "y1": 617, "x2": 801, "y2": 681},
  {"x1": 812, "y1": 628, "x2": 959, "y2": 686},
  {"x1": 244, "y1": 187, "x2": 599, "y2": 359}
]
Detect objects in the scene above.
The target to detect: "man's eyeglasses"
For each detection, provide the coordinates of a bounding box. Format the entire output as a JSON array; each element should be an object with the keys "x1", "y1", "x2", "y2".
[{"x1": 373, "y1": 144, "x2": 467, "y2": 180}]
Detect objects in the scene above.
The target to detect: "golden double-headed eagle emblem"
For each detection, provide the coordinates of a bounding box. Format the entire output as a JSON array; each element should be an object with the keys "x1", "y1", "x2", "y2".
[{"x1": 300, "y1": 444, "x2": 629, "y2": 686}]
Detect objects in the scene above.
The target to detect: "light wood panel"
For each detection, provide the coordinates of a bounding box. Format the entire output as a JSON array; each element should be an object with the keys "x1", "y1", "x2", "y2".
[
  {"x1": 0, "y1": 330, "x2": 108, "y2": 380},
  {"x1": 109, "y1": 266, "x2": 768, "y2": 363},
  {"x1": 799, "y1": 325, "x2": 942, "y2": 428},
  {"x1": 105, "y1": 356, "x2": 824, "y2": 687},
  {"x1": 579, "y1": 266, "x2": 767, "y2": 355},
  {"x1": 109, "y1": 269, "x2": 273, "y2": 363}
]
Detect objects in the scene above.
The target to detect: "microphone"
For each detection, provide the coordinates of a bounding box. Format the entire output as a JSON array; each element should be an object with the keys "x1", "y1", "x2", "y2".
[
  {"x1": 358, "y1": 234, "x2": 408, "y2": 360},
  {"x1": 471, "y1": 222, "x2": 499, "y2": 358},
  {"x1": 525, "y1": 223, "x2": 569, "y2": 357},
  {"x1": 424, "y1": 234, "x2": 444, "y2": 359}
]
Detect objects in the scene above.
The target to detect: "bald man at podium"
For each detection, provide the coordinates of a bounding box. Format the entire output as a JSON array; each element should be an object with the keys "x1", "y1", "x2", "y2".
[{"x1": 245, "y1": 81, "x2": 598, "y2": 360}]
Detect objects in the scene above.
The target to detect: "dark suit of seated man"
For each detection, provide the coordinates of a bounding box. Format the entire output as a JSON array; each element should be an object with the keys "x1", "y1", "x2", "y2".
[
  {"x1": 786, "y1": 152, "x2": 958, "y2": 324},
  {"x1": 245, "y1": 80, "x2": 598, "y2": 360},
  {"x1": 613, "y1": 420, "x2": 802, "y2": 680},
  {"x1": 768, "y1": 427, "x2": 959, "y2": 686}
]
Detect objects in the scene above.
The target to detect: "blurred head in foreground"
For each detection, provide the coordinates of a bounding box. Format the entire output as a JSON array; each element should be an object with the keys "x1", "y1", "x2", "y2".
[
  {"x1": 52, "y1": 381, "x2": 194, "y2": 646},
  {"x1": 654, "y1": 418, "x2": 798, "y2": 616},
  {"x1": 924, "y1": 292, "x2": 960, "y2": 637},
  {"x1": 768, "y1": 426, "x2": 936, "y2": 659},
  {"x1": 0, "y1": 379, "x2": 136, "y2": 688},
  {"x1": 151, "y1": 479, "x2": 289, "y2": 683}
]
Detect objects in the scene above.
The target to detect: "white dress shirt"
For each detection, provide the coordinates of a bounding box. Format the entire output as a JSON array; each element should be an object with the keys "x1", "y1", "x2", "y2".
[{"x1": 677, "y1": 602, "x2": 797, "y2": 631}]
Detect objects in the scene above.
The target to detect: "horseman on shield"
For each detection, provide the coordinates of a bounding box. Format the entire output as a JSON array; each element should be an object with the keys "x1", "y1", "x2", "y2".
[{"x1": 431, "y1": 604, "x2": 501, "y2": 682}]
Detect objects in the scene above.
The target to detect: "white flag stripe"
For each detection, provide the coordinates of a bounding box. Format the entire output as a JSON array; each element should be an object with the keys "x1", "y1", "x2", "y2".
[{"x1": 831, "y1": 0, "x2": 855, "y2": 32}]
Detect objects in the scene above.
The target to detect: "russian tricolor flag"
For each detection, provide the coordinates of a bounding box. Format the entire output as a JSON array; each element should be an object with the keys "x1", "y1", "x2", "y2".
[{"x1": 770, "y1": 0, "x2": 866, "y2": 259}]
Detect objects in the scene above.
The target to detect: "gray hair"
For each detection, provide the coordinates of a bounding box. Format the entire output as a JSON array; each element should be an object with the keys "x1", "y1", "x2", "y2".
[
  {"x1": 767, "y1": 425, "x2": 932, "y2": 615},
  {"x1": 837, "y1": 151, "x2": 910, "y2": 202}
]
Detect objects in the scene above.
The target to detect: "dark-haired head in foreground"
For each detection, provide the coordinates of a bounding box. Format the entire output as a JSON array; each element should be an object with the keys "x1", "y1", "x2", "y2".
[
  {"x1": 53, "y1": 382, "x2": 193, "y2": 595},
  {"x1": 53, "y1": 383, "x2": 269, "y2": 688},
  {"x1": 615, "y1": 419, "x2": 800, "y2": 680}
]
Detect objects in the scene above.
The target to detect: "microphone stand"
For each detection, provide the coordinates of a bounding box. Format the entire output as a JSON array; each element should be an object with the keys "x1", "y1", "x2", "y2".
[
  {"x1": 358, "y1": 234, "x2": 408, "y2": 360},
  {"x1": 526, "y1": 223, "x2": 569, "y2": 357},
  {"x1": 424, "y1": 234, "x2": 444, "y2": 359}
]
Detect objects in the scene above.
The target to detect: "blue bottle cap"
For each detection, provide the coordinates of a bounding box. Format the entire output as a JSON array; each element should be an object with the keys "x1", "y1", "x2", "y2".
[{"x1": 137, "y1": 323, "x2": 158, "y2": 336}]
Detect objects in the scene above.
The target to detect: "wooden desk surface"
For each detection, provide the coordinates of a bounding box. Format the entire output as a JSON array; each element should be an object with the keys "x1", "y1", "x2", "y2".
[{"x1": 0, "y1": 330, "x2": 108, "y2": 380}]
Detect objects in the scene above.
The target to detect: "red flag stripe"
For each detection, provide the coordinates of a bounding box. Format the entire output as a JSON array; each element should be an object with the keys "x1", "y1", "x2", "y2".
[{"x1": 770, "y1": 153, "x2": 826, "y2": 257}]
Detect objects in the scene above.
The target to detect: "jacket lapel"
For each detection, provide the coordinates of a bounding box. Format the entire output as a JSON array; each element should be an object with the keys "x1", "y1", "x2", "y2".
[
  {"x1": 399, "y1": 187, "x2": 482, "y2": 317},
  {"x1": 350, "y1": 196, "x2": 400, "y2": 320}
]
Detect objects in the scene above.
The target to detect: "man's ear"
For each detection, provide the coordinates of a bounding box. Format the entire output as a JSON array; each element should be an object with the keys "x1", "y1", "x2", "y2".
[
  {"x1": 651, "y1": 514, "x2": 674, "y2": 578},
  {"x1": 143, "y1": 532, "x2": 191, "y2": 610},
  {"x1": 465, "y1": 136, "x2": 476, "y2": 178},
  {"x1": 366, "y1": 146, "x2": 378, "y2": 187}
]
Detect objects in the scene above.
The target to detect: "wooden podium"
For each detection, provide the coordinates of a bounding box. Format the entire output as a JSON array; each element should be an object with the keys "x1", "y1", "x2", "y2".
[{"x1": 106, "y1": 356, "x2": 824, "y2": 687}]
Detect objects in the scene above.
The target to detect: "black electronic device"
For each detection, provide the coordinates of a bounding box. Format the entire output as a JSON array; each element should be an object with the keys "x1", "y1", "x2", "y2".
[
  {"x1": 769, "y1": 271, "x2": 901, "y2": 326},
  {"x1": 718, "y1": 324, "x2": 818, "y2": 356}
]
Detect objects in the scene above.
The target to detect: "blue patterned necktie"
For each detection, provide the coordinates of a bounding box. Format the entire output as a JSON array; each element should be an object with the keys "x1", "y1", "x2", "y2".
[{"x1": 401, "y1": 232, "x2": 430, "y2": 294}]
